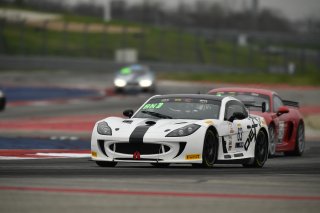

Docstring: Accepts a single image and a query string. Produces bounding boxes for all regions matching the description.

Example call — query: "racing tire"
[242,130,268,168]
[268,125,276,157]
[114,87,123,94]
[193,129,218,168]
[95,161,117,167]
[284,122,305,156]
[150,163,170,168]
[0,97,6,111]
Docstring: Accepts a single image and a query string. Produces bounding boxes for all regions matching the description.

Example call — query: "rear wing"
[243,101,266,113]
[283,100,299,108]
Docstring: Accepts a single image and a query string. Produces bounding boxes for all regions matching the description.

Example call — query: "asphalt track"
[0,70,320,213]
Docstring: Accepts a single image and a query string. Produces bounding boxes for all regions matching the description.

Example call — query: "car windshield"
[118,66,149,76]
[134,97,221,120]
[214,91,270,112]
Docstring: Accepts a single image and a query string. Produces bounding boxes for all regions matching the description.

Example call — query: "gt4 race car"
[208,88,305,157]
[91,94,269,168]
[113,64,156,93]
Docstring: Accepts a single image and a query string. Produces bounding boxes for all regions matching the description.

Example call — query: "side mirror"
[123,109,134,118]
[262,102,266,113]
[277,106,289,116]
[228,112,246,122]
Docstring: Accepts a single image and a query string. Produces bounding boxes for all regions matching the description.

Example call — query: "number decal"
[237,127,243,141]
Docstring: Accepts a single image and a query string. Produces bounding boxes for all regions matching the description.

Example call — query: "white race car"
[91,94,269,168]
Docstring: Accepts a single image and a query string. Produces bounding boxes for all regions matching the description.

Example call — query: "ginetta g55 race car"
[208,88,305,157]
[91,94,269,168]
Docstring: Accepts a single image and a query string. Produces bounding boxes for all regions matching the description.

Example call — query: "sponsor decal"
[200,99,208,104]
[235,142,244,148]
[120,67,131,75]
[228,140,232,151]
[278,121,285,142]
[244,128,256,151]
[237,127,243,141]
[185,154,201,160]
[224,154,231,159]
[143,103,164,109]
[228,123,235,134]
[204,120,214,125]
[91,151,97,157]
[133,151,141,160]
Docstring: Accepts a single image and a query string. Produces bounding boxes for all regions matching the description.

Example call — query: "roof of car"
[152,94,225,101]
[208,87,277,96]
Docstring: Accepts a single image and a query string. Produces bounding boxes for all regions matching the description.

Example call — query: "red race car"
[208,87,305,157]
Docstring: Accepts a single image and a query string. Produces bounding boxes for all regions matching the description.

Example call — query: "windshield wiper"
[141,110,172,119]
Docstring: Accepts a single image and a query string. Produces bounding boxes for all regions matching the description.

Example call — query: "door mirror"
[123,109,134,118]
[228,112,246,122]
[277,106,289,116]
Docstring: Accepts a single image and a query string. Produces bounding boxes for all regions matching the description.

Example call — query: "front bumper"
[91,128,206,164]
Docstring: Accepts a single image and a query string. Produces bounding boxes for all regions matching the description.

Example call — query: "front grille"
[127,82,139,86]
[110,143,170,155]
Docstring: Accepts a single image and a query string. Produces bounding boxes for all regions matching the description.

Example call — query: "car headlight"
[114,79,127,87]
[166,124,200,137]
[139,79,152,87]
[97,122,112,135]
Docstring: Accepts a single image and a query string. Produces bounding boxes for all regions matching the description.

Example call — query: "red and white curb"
[0,149,90,160]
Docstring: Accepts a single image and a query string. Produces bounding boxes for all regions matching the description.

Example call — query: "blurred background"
[1,0,320,157]
[0,0,319,83]
[1,1,320,213]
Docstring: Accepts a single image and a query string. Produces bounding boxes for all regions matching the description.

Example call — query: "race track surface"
[0,70,320,213]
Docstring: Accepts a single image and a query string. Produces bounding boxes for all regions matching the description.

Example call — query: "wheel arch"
[207,125,219,137]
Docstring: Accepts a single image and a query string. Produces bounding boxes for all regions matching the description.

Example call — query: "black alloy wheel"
[243,130,268,168]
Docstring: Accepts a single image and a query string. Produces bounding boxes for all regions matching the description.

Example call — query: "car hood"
[99,117,204,137]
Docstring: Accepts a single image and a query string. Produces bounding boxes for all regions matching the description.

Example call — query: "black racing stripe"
[222,137,228,154]
[129,125,151,143]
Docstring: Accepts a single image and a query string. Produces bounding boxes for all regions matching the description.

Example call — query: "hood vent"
[123,120,133,124]
[145,120,156,126]
[175,122,188,124]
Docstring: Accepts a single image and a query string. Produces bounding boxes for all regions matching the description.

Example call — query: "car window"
[273,95,283,112]
[134,97,221,120]
[213,91,270,112]
[224,100,248,121]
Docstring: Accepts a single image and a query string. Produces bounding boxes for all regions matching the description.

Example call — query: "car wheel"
[242,130,268,168]
[95,161,117,167]
[285,122,305,156]
[114,87,123,94]
[151,163,170,168]
[268,125,276,157]
[194,129,218,168]
[0,97,6,111]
